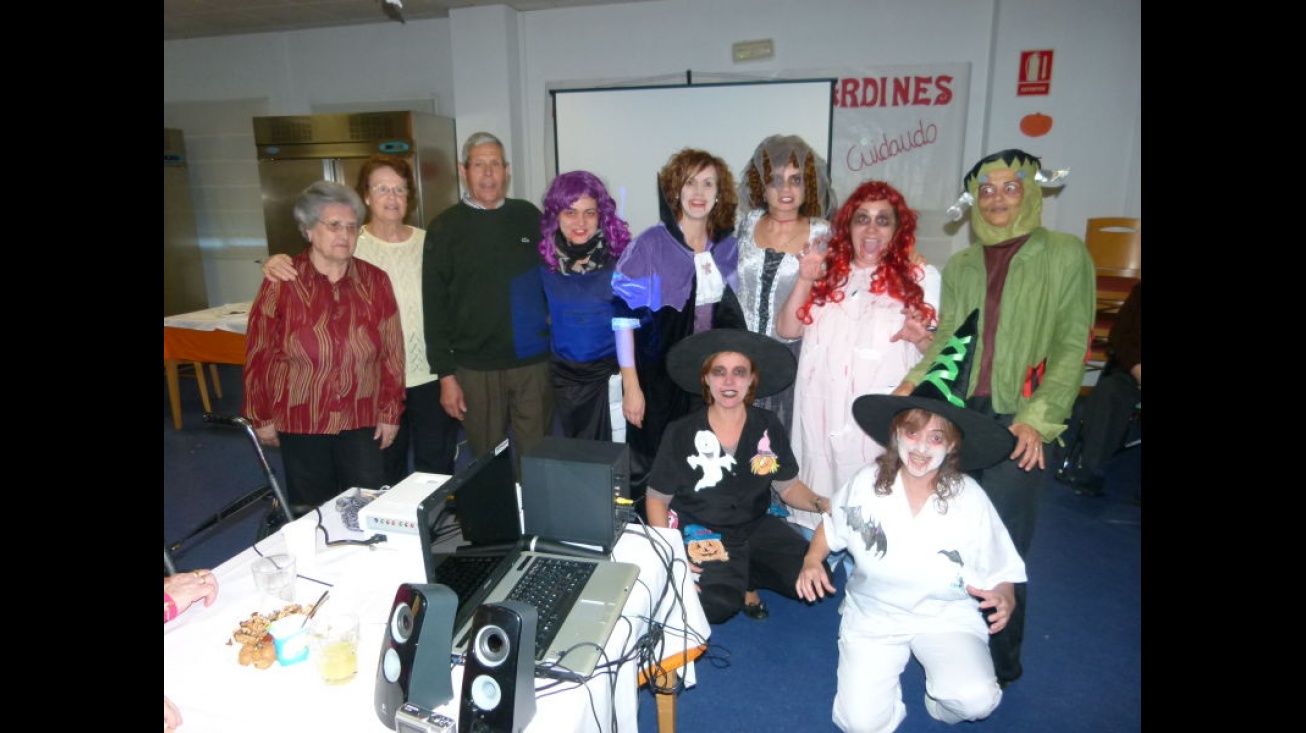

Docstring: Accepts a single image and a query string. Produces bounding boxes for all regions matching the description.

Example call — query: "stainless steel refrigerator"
[252,111,459,259]
[164,128,210,316]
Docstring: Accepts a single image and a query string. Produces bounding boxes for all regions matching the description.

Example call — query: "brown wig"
[872,409,964,510]
[354,154,416,225]
[658,148,738,242]
[797,180,935,326]
[698,351,760,406]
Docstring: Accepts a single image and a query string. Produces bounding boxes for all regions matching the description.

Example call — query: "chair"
[164,413,298,574]
[1082,217,1140,376]
[164,360,219,429]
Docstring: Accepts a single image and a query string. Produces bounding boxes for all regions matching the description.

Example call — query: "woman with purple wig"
[537,170,632,440]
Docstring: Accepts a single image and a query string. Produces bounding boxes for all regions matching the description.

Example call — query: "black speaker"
[458,601,537,733]
[521,437,629,552]
[374,583,458,729]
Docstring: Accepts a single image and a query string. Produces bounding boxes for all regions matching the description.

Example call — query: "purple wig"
[538,170,632,271]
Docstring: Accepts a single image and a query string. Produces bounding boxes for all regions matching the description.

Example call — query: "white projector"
[357,472,452,537]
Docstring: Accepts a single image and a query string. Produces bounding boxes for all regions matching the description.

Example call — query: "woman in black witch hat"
[795,311,1026,733]
[646,328,830,625]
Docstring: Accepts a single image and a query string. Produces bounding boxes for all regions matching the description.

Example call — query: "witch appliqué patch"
[749,429,780,475]
[686,430,735,490]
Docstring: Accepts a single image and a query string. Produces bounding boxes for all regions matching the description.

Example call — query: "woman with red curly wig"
[776,180,939,544]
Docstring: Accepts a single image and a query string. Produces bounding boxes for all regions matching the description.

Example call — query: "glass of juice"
[309,612,359,685]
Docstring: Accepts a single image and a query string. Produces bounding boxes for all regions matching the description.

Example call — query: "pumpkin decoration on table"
[1020,112,1053,137]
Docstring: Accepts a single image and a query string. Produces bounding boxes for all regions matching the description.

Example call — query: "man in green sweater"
[894,149,1095,687]
[422,132,552,478]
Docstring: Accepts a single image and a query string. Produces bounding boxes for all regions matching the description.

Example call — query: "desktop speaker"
[521,437,630,552]
[458,601,538,733]
[374,583,457,729]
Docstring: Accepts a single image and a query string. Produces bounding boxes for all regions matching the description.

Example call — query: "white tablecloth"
[164,301,252,334]
[163,509,708,733]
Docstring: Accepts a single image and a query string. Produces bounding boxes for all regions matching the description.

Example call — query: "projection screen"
[552,79,834,235]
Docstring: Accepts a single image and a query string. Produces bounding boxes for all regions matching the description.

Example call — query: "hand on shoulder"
[262,253,298,282]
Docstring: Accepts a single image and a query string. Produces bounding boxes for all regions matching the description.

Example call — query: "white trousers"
[832,620,1002,733]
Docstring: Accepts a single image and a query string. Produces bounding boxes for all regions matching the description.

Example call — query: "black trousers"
[696,515,825,624]
[382,379,460,486]
[280,427,386,507]
[965,396,1046,684]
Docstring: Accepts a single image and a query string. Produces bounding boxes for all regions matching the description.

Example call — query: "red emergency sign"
[1018,50,1054,96]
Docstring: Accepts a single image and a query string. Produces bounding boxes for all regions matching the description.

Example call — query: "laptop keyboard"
[505,556,596,661]
[434,554,502,606]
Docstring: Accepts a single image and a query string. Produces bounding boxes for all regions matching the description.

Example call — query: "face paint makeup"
[897,416,951,478]
[705,351,753,407]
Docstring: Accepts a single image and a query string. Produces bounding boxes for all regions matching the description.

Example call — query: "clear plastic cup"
[251,554,297,609]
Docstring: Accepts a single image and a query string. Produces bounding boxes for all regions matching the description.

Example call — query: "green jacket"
[905,227,1095,442]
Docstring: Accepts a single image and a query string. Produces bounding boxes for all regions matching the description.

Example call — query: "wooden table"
[164,302,251,429]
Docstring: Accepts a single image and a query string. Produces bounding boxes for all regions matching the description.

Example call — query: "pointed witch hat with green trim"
[852,309,1015,471]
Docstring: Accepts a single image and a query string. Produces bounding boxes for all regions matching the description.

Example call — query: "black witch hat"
[666,328,797,399]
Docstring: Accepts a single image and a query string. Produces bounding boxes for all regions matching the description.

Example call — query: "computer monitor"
[416,440,517,582]
[521,437,630,553]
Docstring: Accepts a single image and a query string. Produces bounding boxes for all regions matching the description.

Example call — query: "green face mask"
[965,156,1043,245]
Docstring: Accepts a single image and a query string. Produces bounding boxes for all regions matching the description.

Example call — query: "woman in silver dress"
[734,134,835,432]
[732,134,834,619]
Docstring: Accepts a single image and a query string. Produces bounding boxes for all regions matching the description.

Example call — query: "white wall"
[164,0,1140,306]
[986,0,1142,237]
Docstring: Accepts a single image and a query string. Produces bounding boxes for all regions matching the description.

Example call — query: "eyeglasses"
[769,174,804,189]
[318,220,360,235]
[370,184,408,197]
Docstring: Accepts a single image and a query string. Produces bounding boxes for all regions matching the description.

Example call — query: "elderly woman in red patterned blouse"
[243,180,406,507]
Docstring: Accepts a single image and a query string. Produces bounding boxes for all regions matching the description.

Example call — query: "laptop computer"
[415,440,640,682]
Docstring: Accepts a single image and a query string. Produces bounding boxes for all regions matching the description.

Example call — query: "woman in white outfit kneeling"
[796,310,1025,733]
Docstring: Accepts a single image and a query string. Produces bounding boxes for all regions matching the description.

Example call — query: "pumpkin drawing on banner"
[1020,112,1053,137]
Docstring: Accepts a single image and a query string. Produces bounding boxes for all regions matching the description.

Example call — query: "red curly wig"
[797,180,935,325]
